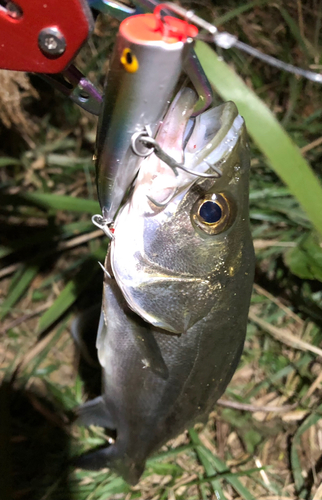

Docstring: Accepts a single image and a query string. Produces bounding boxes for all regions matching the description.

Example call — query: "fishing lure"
[94,5,214,229]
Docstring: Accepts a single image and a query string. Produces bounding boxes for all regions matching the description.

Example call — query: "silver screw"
[38,27,66,57]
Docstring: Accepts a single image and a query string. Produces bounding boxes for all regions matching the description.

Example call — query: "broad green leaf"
[195,42,322,237]
[148,461,180,475]
[284,232,322,281]
[244,429,262,454]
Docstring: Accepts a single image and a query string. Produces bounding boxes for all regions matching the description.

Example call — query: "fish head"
[110,88,254,334]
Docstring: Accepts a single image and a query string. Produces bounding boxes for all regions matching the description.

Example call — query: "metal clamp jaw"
[0,0,94,73]
[0,0,104,114]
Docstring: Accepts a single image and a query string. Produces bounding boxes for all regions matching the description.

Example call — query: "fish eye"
[120,48,139,73]
[192,193,235,235]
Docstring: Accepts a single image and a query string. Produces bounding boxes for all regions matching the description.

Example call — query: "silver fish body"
[77,89,255,484]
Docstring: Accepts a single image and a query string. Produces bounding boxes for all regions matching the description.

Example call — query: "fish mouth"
[135,101,244,211]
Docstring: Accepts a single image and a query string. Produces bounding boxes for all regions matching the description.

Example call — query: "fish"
[76,87,255,485]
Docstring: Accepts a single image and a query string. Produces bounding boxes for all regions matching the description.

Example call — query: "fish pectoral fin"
[71,304,101,368]
[133,327,169,380]
[73,445,114,471]
[75,396,115,429]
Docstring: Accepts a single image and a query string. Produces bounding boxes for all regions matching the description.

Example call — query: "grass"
[1,0,322,499]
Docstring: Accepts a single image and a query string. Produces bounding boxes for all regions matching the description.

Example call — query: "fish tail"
[72,445,115,471]
[73,444,145,485]
[121,460,145,485]
[75,396,115,429]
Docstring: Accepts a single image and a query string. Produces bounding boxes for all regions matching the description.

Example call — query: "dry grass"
[0,71,39,145]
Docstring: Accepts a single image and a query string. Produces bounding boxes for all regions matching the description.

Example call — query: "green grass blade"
[148,444,195,463]
[23,320,69,380]
[290,404,322,497]
[278,7,313,58]
[189,429,227,499]
[0,264,39,320]
[0,157,20,167]
[189,429,255,500]
[38,259,100,333]
[21,192,99,214]
[215,0,272,26]
[96,477,129,499]
[46,154,92,169]
[195,42,322,236]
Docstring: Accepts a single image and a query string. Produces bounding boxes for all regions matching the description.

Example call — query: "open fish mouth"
[126,99,244,223]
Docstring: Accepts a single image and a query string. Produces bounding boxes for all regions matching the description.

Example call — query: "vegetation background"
[0,0,322,499]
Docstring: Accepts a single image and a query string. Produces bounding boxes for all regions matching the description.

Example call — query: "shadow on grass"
[73,302,102,399]
[0,381,72,500]
[0,191,73,270]
[0,274,106,500]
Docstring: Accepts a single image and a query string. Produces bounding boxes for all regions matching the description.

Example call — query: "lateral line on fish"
[123,276,205,284]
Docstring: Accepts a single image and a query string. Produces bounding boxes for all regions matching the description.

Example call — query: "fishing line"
[197,32,322,84]
[158,2,322,85]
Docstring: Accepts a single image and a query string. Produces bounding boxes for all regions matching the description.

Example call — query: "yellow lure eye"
[120,48,139,73]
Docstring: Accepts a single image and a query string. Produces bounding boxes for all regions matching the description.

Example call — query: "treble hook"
[131,132,222,179]
[146,186,179,208]
[92,214,115,240]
